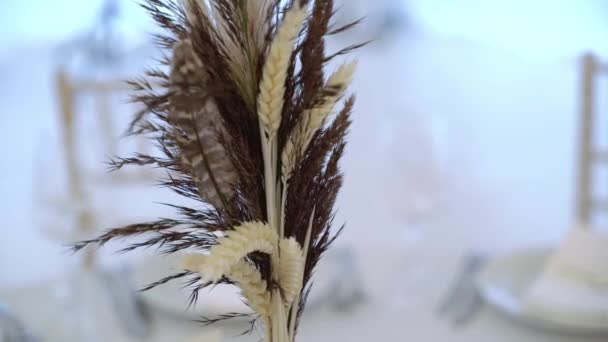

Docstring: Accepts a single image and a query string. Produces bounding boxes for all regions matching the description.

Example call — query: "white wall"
[336,32,579,254]
[0,0,602,286]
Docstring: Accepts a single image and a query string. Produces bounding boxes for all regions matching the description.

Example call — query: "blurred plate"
[133,255,250,319]
[476,247,608,336]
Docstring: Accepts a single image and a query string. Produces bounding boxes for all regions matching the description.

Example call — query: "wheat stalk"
[271,288,289,342]
[257,6,309,341]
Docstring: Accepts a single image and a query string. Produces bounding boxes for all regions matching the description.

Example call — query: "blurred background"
[1,0,608,341]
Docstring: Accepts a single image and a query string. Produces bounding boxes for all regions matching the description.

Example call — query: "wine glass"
[381,110,448,313]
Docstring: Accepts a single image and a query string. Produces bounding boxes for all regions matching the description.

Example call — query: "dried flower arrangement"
[73,0,364,341]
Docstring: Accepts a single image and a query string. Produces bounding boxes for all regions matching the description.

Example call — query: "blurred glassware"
[0,304,37,342]
[56,0,150,77]
[326,248,367,311]
[304,248,366,312]
[333,0,411,42]
[64,267,151,341]
[373,0,411,39]
[381,110,449,314]
[98,266,151,338]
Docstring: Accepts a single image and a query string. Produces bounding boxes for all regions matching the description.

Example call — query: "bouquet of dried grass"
[74,0,363,341]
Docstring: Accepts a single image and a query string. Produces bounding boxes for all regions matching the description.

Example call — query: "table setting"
[2,1,608,341]
[2,219,608,341]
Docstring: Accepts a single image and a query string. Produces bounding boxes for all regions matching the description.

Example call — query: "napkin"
[523,227,608,327]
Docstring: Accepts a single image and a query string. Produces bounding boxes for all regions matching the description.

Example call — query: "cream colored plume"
[281,61,358,179]
[247,0,272,49]
[181,222,278,282]
[307,61,358,133]
[182,0,208,28]
[229,260,272,317]
[257,3,308,135]
[278,238,304,305]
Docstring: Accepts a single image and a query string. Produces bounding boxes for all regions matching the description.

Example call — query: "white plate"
[477,247,608,336]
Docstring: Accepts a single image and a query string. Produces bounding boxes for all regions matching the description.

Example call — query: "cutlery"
[436,252,487,327]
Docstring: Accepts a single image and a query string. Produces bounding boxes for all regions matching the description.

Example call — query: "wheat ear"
[278,237,304,305]
[288,207,315,341]
[281,61,358,181]
[257,3,307,136]
[181,222,277,282]
[307,61,358,133]
[229,260,272,317]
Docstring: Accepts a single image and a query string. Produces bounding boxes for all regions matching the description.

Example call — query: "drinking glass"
[381,111,448,313]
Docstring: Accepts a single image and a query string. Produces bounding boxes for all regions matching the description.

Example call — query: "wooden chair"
[55,69,96,268]
[52,68,149,268]
[576,53,608,227]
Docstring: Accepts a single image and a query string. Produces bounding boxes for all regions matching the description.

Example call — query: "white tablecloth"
[2,244,605,342]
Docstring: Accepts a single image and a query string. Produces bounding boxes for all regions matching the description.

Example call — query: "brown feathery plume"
[169,38,238,210]
[73,1,364,341]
